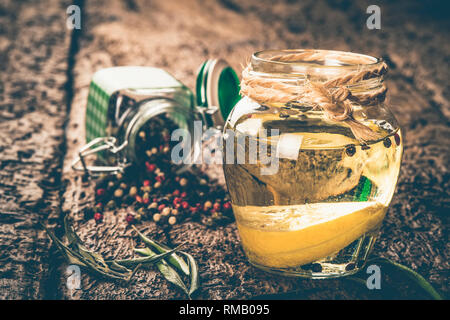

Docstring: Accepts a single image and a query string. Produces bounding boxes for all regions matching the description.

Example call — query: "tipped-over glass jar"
[72,61,240,176]
[223,49,403,278]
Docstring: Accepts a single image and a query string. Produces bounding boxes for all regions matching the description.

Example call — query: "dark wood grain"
[0,0,448,299]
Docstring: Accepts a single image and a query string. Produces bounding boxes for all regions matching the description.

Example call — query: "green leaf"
[367,257,443,300]
[157,259,190,297]
[132,226,190,275]
[180,251,200,296]
[110,247,180,268]
[42,224,87,267]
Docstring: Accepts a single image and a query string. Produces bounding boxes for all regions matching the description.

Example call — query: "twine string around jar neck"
[240,50,389,142]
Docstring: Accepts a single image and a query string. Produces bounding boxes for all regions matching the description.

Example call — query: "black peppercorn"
[311,263,322,272]
[345,263,356,271]
[345,144,356,157]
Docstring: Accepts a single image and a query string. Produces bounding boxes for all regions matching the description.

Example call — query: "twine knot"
[240,52,389,142]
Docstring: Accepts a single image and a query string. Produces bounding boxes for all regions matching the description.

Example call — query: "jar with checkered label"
[72,61,240,176]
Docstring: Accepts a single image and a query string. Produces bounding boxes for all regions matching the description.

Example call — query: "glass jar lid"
[196,59,241,124]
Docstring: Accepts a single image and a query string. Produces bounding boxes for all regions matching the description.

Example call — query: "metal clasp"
[71,137,129,177]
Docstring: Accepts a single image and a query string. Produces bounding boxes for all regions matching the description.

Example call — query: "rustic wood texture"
[0,0,72,299]
[0,0,448,299]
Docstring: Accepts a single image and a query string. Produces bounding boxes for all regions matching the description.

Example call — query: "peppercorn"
[213,202,221,211]
[181,192,187,198]
[94,212,103,223]
[173,190,180,196]
[129,186,138,197]
[106,200,116,209]
[125,213,135,224]
[143,180,151,187]
[394,133,401,146]
[161,207,171,216]
[151,147,158,154]
[116,173,123,180]
[171,209,179,215]
[153,213,161,222]
[311,263,322,272]
[119,182,127,189]
[168,216,176,225]
[155,175,165,183]
[204,201,213,211]
[223,201,231,210]
[345,144,356,157]
[145,162,156,172]
[179,178,188,187]
[173,197,182,206]
[139,131,146,139]
[181,201,189,209]
[345,263,356,271]
[114,188,123,198]
[96,188,106,197]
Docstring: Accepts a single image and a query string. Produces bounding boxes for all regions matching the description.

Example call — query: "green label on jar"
[86,80,110,142]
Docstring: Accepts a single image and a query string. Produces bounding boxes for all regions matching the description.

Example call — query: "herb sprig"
[43,216,200,298]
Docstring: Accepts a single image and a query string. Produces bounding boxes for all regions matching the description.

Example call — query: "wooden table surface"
[0,0,448,299]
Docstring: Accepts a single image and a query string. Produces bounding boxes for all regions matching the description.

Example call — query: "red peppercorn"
[153,198,158,203]
[174,203,181,209]
[173,197,181,206]
[223,202,232,210]
[143,198,150,205]
[145,162,156,172]
[181,192,187,198]
[135,195,143,203]
[158,204,166,211]
[190,207,198,213]
[181,201,189,209]
[213,202,221,211]
[394,133,401,146]
[143,179,151,187]
[175,177,180,182]
[173,190,180,196]
[125,213,135,224]
[96,188,106,196]
[155,175,165,183]
[94,212,103,222]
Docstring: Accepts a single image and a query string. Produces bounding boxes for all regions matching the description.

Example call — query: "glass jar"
[223,49,403,278]
[72,61,240,176]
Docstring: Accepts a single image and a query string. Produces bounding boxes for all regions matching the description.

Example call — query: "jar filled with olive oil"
[223,49,403,278]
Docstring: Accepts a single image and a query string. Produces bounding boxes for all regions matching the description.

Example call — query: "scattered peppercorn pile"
[84,115,233,228]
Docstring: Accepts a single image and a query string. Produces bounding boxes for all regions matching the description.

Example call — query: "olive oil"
[223,103,403,277]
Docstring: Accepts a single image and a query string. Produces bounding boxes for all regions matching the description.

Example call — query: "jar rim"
[251,49,383,77]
